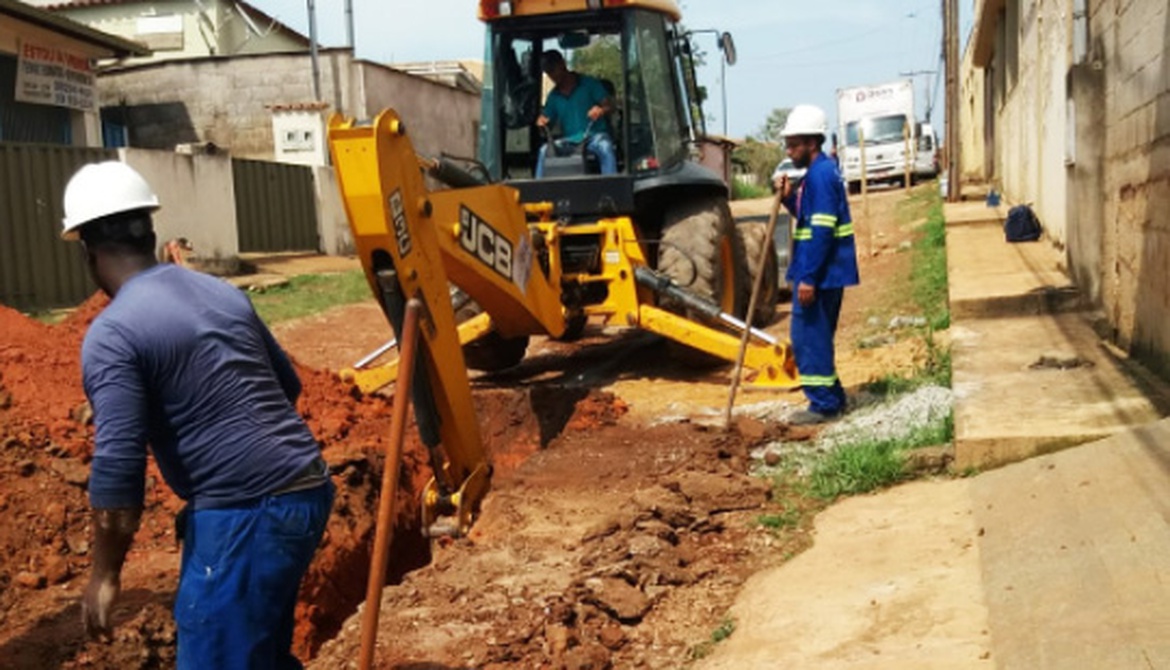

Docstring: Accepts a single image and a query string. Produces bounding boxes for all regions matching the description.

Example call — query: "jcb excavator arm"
[329,109,799,535]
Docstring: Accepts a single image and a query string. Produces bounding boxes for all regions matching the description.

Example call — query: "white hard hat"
[61,161,160,240]
[781,105,829,138]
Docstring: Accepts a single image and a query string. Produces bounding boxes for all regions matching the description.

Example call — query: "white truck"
[836,79,936,193]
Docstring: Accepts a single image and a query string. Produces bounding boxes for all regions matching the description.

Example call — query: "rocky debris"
[43,552,72,584]
[859,333,898,349]
[50,459,90,488]
[583,577,651,623]
[14,571,46,589]
[16,459,36,477]
[629,487,693,529]
[63,603,177,670]
[669,471,770,513]
[888,315,928,329]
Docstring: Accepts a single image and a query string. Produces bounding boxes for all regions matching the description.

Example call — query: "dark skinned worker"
[535,49,617,177]
[773,105,860,425]
[62,161,332,669]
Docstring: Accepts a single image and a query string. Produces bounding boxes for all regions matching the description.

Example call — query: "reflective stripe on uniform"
[835,224,855,238]
[799,373,839,387]
[793,228,813,241]
[810,214,837,227]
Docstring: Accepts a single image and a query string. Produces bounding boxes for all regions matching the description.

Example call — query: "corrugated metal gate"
[232,158,319,253]
[0,143,115,311]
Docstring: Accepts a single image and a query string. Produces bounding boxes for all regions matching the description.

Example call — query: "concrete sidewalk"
[697,199,1170,669]
[699,418,1170,669]
[942,201,1166,468]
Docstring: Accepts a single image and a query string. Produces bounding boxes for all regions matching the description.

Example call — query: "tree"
[732,138,784,187]
[758,107,793,145]
[571,36,623,98]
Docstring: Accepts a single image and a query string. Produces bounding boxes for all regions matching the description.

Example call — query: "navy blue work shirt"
[82,264,321,510]
[784,152,861,289]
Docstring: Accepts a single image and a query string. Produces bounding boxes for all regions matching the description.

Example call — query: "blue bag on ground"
[1005,204,1042,242]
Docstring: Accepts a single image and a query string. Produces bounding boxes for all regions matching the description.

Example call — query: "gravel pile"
[751,385,954,476]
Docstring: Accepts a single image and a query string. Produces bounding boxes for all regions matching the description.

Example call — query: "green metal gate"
[0,143,115,311]
[232,158,319,253]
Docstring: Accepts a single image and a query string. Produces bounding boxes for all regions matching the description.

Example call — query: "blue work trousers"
[791,287,847,415]
[535,133,617,177]
[175,481,334,670]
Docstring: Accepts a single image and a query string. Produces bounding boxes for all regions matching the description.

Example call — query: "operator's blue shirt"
[82,264,321,510]
[542,74,613,143]
[784,153,860,288]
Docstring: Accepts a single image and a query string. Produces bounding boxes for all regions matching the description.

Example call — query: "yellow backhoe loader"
[327,0,797,537]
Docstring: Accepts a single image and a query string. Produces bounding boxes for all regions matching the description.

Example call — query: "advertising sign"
[14,40,96,111]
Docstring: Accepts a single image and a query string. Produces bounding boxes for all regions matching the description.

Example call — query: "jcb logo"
[388,190,411,257]
[459,206,512,280]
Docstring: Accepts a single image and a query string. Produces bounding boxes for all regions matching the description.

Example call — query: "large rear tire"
[656,197,748,364]
[737,221,780,328]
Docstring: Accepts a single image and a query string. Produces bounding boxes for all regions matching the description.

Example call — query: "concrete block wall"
[994,0,1068,245]
[359,63,481,160]
[119,148,240,273]
[98,50,353,158]
[1089,0,1170,377]
[971,0,1170,379]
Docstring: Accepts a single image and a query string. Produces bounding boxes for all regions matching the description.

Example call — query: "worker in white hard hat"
[63,161,332,668]
[773,105,860,425]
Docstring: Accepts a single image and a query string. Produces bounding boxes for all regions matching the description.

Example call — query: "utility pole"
[307,0,321,101]
[345,0,355,50]
[944,0,960,202]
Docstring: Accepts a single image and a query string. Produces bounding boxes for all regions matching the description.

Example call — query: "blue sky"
[248,0,974,139]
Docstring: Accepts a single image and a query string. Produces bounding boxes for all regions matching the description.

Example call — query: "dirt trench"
[0,297,641,668]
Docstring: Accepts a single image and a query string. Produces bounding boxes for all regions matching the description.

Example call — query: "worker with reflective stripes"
[775,105,860,425]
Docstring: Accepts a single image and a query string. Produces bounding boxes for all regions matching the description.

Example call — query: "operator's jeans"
[535,133,618,177]
[174,481,334,670]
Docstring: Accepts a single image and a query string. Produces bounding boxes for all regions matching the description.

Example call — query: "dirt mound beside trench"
[311,418,814,670]
[0,295,615,668]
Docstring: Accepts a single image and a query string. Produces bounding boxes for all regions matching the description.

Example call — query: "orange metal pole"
[358,298,423,670]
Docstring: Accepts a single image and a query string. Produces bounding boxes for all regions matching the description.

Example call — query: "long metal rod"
[725,191,783,428]
[354,337,397,369]
[307,0,321,101]
[717,312,778,346]
[358,299,422,670]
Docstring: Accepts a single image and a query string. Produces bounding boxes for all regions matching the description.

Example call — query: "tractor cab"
[476,0,732,221]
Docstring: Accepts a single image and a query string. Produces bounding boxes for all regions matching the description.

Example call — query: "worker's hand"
[774,174,792,200]
[587,105,606,121]
[536,114,549,128]
[81,573,120,641]
[797,282,816,307]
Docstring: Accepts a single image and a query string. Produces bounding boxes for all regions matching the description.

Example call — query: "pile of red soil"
[0,292,602,665]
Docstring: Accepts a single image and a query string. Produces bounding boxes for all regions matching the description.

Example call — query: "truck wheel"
[736,221,779,327]
[657,197,748,364]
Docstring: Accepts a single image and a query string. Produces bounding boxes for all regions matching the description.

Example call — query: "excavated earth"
[0,190,920,668]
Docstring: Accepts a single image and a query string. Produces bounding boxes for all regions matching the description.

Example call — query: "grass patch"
[756,506,803,531]
[911,197,950,331]
[732,180,771,200]
[247,270,372,325]
[688,617,737,661]
[809,412,954,500]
